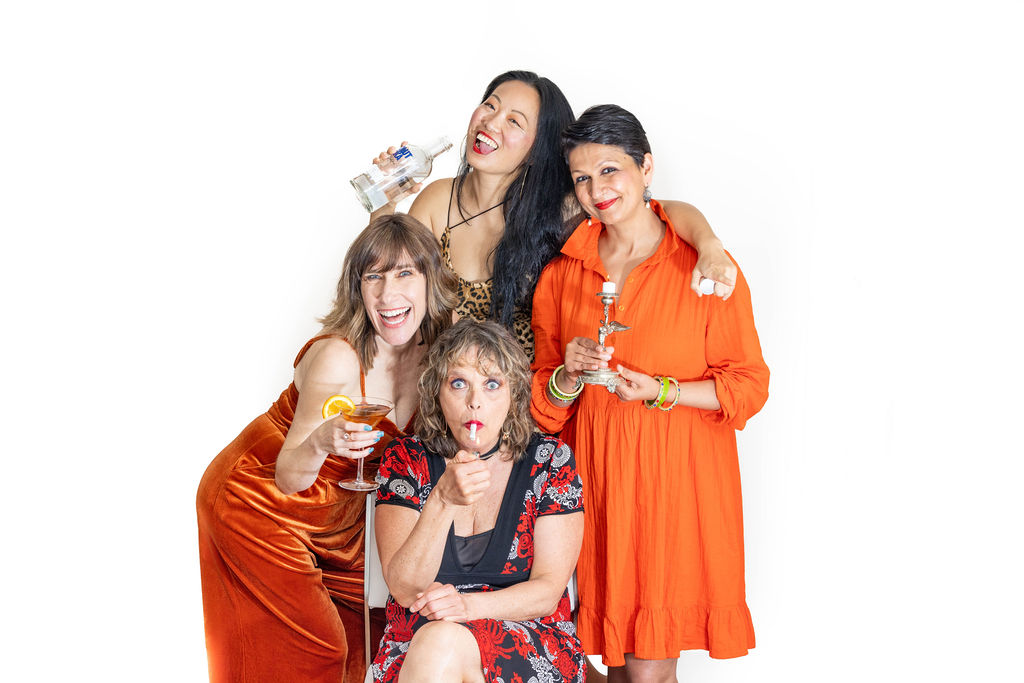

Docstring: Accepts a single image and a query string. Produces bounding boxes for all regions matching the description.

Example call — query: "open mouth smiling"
[378,307,411,328]
[473,132,498,155]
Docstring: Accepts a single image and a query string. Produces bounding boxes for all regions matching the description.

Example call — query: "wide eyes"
[447,377,503,391]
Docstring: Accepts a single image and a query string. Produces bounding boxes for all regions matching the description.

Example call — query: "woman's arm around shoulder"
[660,199,738,300]
[274,337,381,494]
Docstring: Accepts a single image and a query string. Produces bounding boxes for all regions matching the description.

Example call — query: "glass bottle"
[350,137,453,212]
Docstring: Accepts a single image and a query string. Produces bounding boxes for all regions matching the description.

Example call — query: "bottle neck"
[424,136,452,160]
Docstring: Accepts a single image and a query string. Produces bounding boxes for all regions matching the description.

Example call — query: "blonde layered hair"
[319,214,457,369]
[416,319,535,461]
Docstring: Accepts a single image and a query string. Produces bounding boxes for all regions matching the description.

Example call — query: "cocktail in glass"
[338,396,394,491]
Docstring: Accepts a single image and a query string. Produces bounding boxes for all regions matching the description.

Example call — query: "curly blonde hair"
[415,319,535,461]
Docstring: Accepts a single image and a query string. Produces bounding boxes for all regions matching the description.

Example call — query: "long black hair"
[454,70,575,327]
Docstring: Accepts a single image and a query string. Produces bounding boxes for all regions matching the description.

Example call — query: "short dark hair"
[415,319,535,461]
[319,214,458,369]
[562,104,651,167]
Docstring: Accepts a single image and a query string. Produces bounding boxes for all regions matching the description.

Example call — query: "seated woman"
[372,319,585,682]
[196,214,457,683]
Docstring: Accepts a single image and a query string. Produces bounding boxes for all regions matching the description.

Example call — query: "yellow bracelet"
[658,377,680,411]
[549,364,584,402]
[644,376,670,409]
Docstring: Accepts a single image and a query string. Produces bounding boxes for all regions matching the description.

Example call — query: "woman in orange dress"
[530,105,770,681]
[196,214,457,682]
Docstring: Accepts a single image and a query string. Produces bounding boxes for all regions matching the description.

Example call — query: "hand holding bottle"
[351,137,452,213]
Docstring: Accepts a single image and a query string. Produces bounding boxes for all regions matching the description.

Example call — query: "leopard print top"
[442,203,535,361]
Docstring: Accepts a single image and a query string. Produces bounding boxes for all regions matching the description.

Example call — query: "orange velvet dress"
[196,335,405,682]
[530,201,770,664]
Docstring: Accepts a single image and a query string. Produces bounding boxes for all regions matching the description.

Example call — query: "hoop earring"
[643,186,652,208]
[518,165,531,200]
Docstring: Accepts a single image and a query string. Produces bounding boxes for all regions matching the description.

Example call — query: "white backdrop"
[3,1,1022,681]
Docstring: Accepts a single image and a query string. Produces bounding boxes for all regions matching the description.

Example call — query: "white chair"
[361,493,581,682]
[363,493,389,682]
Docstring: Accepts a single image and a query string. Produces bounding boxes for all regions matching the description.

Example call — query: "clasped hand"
[409,581,472,622]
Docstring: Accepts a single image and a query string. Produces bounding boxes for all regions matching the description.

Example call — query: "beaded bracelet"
[658,377,680,411]
[548,364,584,402]
[644,376,671,409]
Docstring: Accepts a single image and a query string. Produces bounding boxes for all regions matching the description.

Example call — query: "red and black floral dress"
[371,433,585,683]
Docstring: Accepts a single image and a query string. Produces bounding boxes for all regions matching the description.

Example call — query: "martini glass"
[338,396,394,491]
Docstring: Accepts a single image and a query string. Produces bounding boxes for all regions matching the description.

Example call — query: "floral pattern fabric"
[371,433,584,683]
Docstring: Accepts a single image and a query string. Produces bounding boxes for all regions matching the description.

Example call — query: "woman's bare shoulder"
[294,335,360,393]
[410,177,456,239]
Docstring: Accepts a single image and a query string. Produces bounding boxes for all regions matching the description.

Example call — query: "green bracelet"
[658,377,680,411]
[549,364,584,402]
[644,376,670,409]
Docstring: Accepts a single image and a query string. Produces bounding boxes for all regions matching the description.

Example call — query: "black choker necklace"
[475,436,503,461]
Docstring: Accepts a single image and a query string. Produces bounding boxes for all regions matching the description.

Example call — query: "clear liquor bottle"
[350,137,453,212]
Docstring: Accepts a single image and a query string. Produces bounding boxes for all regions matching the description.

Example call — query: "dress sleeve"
[536,439,584,517]
[699,256,770,430]
[375,437,430,511]
[530,261,578,434]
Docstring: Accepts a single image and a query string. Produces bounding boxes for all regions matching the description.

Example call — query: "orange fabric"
[197,335,404,682]
[530,201,770,664]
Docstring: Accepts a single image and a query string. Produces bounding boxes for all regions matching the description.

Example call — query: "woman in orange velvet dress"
[196,214,457,682]
[530,105,770,682]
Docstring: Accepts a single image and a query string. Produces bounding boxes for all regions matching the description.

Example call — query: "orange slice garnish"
[322,394,355,419]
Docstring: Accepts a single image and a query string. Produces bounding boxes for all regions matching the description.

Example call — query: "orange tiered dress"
[530,201,770,664]
[196,335,407,682]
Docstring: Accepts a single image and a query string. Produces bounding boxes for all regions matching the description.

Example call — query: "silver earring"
[643,186,652,208]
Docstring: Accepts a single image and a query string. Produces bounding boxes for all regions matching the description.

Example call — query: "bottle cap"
[425,136,453,158]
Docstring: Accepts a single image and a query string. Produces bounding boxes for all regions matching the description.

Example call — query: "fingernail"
[363,424,372,431]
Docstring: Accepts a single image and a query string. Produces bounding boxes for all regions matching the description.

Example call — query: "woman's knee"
[401,622,482,681]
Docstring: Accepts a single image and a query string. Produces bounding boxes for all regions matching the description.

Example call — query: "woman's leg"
[607,655,678,683]
[198,476,350,682]
[397,621,484,683]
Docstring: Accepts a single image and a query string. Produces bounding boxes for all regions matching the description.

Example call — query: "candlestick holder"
[581,285,631,392]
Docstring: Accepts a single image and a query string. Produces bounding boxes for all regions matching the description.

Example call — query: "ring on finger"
[343,432,350,441]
